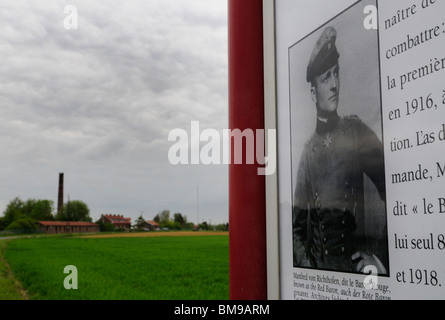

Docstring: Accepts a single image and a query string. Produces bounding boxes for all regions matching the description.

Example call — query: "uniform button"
[345,193,348,200]
[341,247,345,253]
[341,233,344,239]
[325,250,329,256]
[321,225,325,231]
[323,237,327,243]
[342,220,345,225]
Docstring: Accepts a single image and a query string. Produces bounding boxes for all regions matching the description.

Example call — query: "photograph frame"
[264,0,390,300]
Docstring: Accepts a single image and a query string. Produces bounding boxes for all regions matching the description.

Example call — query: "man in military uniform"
[293,26,388,275]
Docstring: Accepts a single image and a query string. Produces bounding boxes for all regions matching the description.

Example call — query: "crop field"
[2,232,229,300]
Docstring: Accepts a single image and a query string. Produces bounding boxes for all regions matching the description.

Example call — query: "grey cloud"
[0,0,228,224]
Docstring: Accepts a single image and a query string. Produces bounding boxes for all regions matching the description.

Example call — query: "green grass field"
[2,235,229,300]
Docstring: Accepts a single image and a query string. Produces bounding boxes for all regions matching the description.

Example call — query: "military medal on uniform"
[322,133,332,149]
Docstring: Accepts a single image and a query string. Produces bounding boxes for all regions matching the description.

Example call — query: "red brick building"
[98,214,132,231]
[37,221,99,234]
[145,220,160,231]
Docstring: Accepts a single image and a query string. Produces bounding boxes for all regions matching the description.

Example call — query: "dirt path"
[0,240,29,300]
[80,231,229,239]
[0,235,42,241]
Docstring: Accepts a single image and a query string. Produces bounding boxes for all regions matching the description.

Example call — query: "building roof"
[37,221,98,227]
[146,220,160,227]
[102,214,131,224]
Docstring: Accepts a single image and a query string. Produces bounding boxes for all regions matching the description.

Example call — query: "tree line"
[133,209,229,232]
[0,198,229,233]
[0,197,91,232]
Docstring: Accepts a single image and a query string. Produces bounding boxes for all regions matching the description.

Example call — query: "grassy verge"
[0,240,28,300]
[4,235,229,300]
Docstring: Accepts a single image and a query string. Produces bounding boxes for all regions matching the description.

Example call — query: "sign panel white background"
[274,0,445,300]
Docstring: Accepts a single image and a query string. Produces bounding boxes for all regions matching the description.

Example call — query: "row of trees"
[0,198,229,233]
[0,197,92,232]
[133,209,229,232]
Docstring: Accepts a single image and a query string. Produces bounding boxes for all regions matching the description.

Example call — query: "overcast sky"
[0,0,229,224]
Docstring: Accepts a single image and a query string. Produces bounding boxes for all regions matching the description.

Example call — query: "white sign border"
[263,0,280,300]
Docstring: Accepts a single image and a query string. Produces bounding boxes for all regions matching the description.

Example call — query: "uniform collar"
[316,112,339,135]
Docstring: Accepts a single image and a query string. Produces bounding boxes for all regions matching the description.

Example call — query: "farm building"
[37,221,99,234]
[144,220,160,231]
[98,214,132,231]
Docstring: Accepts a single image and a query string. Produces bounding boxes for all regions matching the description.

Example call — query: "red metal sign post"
[228,0,267,300]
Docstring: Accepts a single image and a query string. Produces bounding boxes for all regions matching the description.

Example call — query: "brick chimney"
[58,173,64,215]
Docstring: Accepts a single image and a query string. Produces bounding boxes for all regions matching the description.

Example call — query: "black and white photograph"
[289,0,389,275]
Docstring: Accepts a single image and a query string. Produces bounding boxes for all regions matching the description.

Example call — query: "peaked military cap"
[306,26,340,83]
